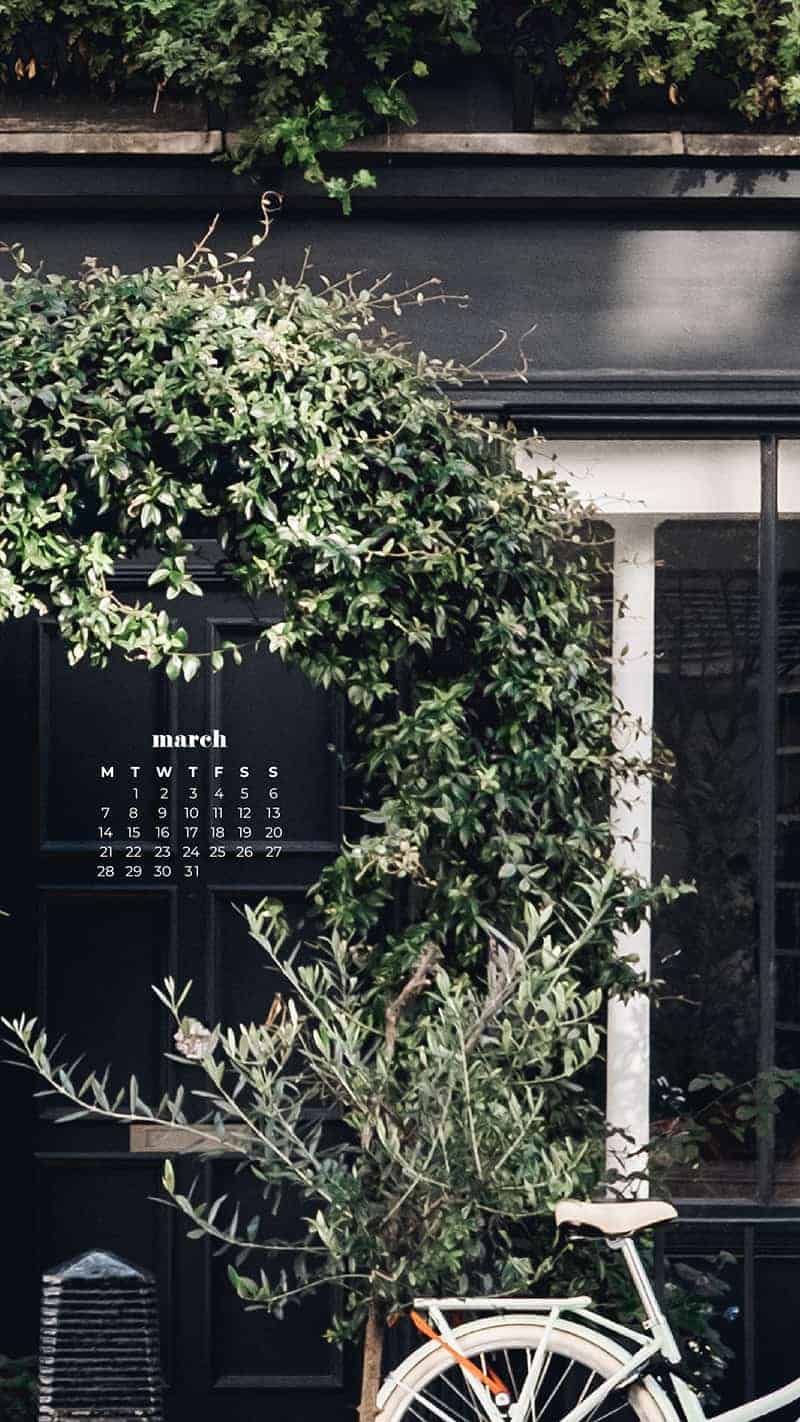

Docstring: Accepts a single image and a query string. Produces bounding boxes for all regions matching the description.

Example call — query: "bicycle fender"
[711,1373,800,1422]
[375,1312,682,1422]
[670,1373,707,1422]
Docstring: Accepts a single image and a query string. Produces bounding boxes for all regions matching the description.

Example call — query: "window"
[517,438,800,1203]
[515,437,800,1402]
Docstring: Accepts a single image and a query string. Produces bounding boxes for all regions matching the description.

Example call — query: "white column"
[516,437,760,1190]
[606,515,659,1196]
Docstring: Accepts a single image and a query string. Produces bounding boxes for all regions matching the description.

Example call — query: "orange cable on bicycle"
[408,1310,509,1399]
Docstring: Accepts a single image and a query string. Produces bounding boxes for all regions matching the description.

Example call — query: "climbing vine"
[0,205,670,969]
[1,3,799,205]
[0,209,730,1397]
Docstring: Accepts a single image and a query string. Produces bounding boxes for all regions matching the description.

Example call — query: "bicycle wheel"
[376,1316,677,1422]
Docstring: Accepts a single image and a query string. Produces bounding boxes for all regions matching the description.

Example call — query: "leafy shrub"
[0,1357,36,1422]
[0,215,695,1416]
[0,211,672,973]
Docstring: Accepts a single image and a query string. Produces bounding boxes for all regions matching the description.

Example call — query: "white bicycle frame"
[398,1236,800,1422]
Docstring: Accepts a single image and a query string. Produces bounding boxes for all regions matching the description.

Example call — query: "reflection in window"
[651,521,760,1187]
[775,523,800,1173]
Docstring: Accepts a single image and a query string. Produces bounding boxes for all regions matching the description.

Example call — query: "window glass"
[776,454,800,1184]
[651,520,760,1193]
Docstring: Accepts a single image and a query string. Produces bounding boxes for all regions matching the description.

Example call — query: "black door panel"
[0,563,353,1419]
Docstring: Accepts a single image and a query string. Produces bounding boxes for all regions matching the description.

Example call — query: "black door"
[1,547,358,1419]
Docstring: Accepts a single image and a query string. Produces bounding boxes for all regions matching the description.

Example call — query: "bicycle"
[375,1197,792,1422]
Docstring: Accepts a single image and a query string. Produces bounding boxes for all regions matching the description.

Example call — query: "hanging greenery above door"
[0,3,799,205]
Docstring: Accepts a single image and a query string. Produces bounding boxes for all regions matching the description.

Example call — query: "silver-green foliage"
[6,895,614,1330]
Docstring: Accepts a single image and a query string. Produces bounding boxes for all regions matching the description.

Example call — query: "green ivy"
[536,0,800,127]
[0,217,723,1396]
[0,215,681,974]
[1,3,800,205]
[0,1,481,208]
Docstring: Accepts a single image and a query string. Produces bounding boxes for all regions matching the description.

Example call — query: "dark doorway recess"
[0,548,357,1421]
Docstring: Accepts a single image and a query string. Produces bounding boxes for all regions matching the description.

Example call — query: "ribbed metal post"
[38,1249,163,1421]
[758,435,778,1205]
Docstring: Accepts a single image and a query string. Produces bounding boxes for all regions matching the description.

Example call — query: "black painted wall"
[2,205,800,378]
[3,144,800,1414]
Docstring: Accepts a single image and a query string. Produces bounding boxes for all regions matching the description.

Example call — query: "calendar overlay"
[94,729,283,882]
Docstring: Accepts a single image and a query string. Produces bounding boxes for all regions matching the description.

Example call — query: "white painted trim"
[518,439,761,518]
[517,439,766,1189]
[777,440,800,512]
[606,516,658,1192]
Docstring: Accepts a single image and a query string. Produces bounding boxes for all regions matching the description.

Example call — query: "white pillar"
[606,516,659,1195]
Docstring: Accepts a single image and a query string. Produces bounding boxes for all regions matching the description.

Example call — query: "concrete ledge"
[342,131,682,156]
[2,127,800,160]
[130,1123,235,1153]
[684,132,800,157]
[0,128,223,155]
[343,130,800,158]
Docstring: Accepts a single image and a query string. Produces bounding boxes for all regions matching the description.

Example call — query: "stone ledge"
[0,128,222,155]
[2,126,800,160]
[342,130,800,158]
[130,1123,236,1153]
[341,131,682,157]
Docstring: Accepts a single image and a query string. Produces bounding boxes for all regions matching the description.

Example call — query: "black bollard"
[38,1249,164,1421]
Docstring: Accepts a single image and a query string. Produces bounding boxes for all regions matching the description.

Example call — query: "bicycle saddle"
[554,1199,677,1238]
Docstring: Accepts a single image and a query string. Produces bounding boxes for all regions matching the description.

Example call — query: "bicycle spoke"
[514,1341,558,1422]
[383,1328,652,1422]
[577,1369,598,1406]
[592,1400,635,1422]
[538,1356,583,1417]
[531,1344,555,1412]
[402,1383,474,1422]
[406,1360,493,1422]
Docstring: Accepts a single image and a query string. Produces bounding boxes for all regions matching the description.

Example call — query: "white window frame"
[515,438,772,1194]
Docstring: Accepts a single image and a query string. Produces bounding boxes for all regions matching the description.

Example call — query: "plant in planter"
[0,212,693,1412]
[7,894,618,1422]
